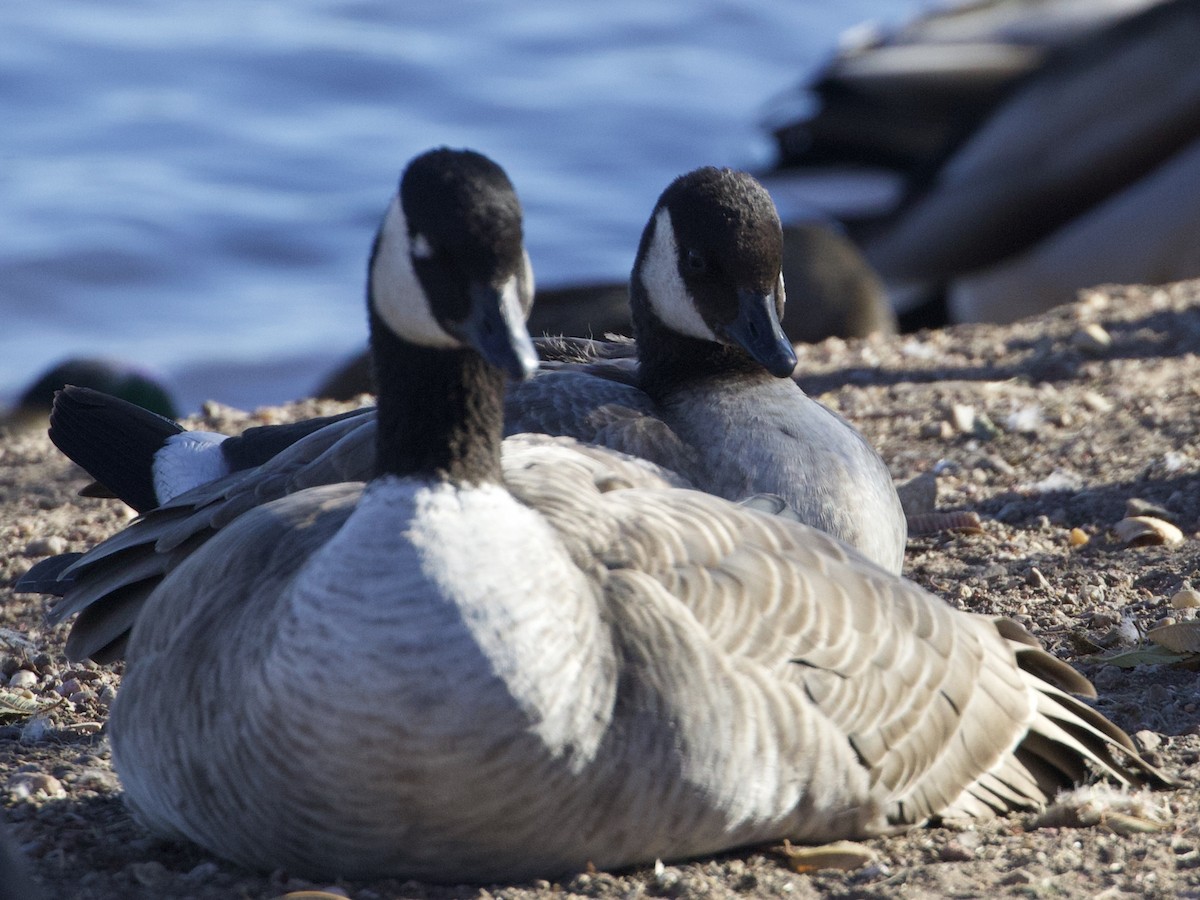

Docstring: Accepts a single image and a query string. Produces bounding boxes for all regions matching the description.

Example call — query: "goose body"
[47,168,906,573]
[769,0,1200,326]
[18,149,1169,882]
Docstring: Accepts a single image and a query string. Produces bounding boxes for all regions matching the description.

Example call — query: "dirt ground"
[2,280,1199,899]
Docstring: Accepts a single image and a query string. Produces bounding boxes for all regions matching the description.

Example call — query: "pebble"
[1171,589,1200,609]
[1026,567,1051,591]
[6,772,66,801]
[1144,683,1172,706]
[183,862,222,883]
[128,861,170,889]
[72,767,121,793]
[1081,391,1114,413]
[1093,666,1124,692]
[1126,498,1175,522]
[939,841,975,862]
[951,404,976,434]
[1134,730,1163,753]
[23,535,66,557]
[1071,322,1113,355]
[999,868,1034,886]
[7,669,38,689]
[1069,528,1090,547]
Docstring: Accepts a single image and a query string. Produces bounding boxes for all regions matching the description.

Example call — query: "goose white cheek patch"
[519,248,535,307]
[639,208,718,343]
[370,196,459,349]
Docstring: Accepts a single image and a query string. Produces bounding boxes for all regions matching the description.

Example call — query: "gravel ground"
[2,280,1199,899]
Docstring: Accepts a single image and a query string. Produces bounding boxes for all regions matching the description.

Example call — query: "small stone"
[73,768,120,793]
[1026,567,1051,591]
[7,670,38,690]
[1134,730,1162,753]
[1000,868,1034,886]
[939,841,974,862]
[1069,528,1090,547]
[1171,589,1200,609]
[1145,683,1172,706]
[1081,391,1114,413]
[183,862,221,883]
[1092,666,1124,692]
[7,772,66,801]
[951,404,976,434]
[1071,323,1112,355]
[1126,498,1175,522]
[1004,404,1043,435]
[22,535,66,557]
[128,861,170,889]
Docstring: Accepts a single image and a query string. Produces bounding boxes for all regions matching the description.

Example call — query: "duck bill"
[460,276,539,380]
[724,288,797,377]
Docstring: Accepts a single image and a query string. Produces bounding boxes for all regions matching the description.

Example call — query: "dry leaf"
[0,690,62,722]
[1088,645,1193,668]
[1147,620,1200,653]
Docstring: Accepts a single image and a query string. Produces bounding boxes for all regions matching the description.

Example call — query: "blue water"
[2,0,923,413]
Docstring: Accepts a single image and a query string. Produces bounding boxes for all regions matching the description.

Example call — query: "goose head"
[366,149,537,483]
[632,167,797,379]
[368,147,538,379]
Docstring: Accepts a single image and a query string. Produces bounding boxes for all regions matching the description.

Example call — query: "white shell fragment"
[1113,516,1183,547]
[778,840,878,873]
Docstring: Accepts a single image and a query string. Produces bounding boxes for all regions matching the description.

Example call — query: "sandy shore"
[2,280,1199,899]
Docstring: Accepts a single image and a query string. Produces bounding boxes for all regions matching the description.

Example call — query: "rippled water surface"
[3,0,921,412]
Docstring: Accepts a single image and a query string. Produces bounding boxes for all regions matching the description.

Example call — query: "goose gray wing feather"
[505,371,701,478]
[37,417,376,660]
[502,441,1170,826]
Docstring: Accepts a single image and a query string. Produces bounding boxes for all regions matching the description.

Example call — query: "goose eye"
[684,249,707,274]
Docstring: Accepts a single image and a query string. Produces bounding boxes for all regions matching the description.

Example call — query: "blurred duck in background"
[0,357,177,432]
[764,0,1200,328]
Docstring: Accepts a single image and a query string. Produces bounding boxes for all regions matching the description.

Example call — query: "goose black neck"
[629,278,768,395]
[370,307,505,485]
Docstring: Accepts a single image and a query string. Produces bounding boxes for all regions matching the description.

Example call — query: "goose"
[17,148,1171,882]
[503,166,906,573]
[42,167,907,574]
[766,0,1200,327]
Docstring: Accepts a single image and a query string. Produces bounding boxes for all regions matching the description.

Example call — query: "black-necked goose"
[45,167,907,574]
[18,149,1172,883]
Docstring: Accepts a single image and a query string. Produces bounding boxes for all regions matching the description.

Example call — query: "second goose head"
[631,167,798,383]
[367,148,538,483]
